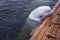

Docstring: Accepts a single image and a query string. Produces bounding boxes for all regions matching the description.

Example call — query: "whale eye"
[40,16,43,18]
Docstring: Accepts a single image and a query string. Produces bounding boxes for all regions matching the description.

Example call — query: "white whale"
[26,6,52,35]
[26,6,52,27]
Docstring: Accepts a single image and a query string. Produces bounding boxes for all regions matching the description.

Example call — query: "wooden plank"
[52,0,60,21]
[50,25,60,37]
[56,29,60,40]
[41,35,48,40]
[52,15,60,24]
[52,0,60,12]
[35,20,51,40]
[52,5,60,19]
[45,26,53,36]
[48,37,55,40]
[45,24,60,37]
[56,6,60,15]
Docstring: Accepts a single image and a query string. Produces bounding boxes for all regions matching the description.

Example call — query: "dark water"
[0,0,57,40]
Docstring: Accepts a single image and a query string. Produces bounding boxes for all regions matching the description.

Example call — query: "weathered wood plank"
[41,35,48,40]
[35,20,51,40]
[56,29,60,40]
[52,15,60,24]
